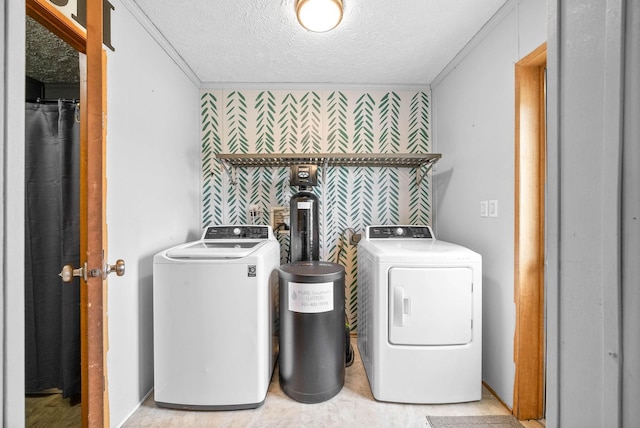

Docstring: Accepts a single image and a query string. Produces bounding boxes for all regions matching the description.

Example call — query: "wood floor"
[25,391,80,428]
[123,339,546,428]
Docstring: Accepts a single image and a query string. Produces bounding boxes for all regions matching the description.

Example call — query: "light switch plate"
[480,201,488,217]
[489,200,498,217]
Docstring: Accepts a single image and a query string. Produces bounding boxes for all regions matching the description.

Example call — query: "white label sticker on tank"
[288,281,334,313]
[297,201,312,209]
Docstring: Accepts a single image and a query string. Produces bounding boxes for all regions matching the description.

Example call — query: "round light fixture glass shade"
[296,0,343,32]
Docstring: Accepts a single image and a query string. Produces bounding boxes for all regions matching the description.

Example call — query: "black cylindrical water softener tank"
[289,190,320,262]
[278,261,345,403]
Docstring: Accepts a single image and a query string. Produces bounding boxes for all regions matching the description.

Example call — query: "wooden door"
[26,1,107,426]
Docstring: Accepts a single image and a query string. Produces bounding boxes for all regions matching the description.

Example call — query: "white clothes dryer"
[357,225,482,404]
[153,225,280,410]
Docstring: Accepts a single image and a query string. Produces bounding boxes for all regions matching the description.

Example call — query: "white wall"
[105,1,201,426]
[622,3,640,425]
[546,0,640,426]
[431,0,545,408]
[1,1,26,426]
[1,6,5,421]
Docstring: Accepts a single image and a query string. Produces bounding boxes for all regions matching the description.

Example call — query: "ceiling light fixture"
[296,0,343,33]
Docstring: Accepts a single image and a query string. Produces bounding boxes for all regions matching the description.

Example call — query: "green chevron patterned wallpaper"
[201,89,432,330]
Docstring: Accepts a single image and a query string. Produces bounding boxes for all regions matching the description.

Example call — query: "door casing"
[513,42,547,421]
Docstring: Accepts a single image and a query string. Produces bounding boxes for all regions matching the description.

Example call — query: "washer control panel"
[367,225,433,239]
[202,225,270,240]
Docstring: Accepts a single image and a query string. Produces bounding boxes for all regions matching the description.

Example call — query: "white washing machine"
[357,225,482,404]
[153,225,280,410]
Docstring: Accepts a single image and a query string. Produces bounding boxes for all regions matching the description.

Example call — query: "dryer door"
[388,267,473,346]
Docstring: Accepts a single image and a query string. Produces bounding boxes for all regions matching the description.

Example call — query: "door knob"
[59,262,88,283]
[105,259,125,277]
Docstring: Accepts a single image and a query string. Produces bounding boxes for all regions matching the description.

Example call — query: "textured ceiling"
[25,0,508,87]
[133,0,508,86]
[25,15,79,85]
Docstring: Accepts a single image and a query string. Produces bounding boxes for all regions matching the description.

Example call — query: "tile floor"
[123,339,545,428]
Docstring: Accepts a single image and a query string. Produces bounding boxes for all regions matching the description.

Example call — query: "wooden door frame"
[26,1,107,426]
[513,43,547,420]
[86,1,108,426]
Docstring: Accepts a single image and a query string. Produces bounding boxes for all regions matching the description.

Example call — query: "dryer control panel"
[366,225,433,239]
[202,225,271,240]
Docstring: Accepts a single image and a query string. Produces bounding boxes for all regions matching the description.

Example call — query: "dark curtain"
[25,100,81,398]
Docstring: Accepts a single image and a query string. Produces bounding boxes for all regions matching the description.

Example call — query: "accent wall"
[200,89,432,329]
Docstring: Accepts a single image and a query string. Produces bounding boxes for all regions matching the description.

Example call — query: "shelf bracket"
[321,157,329,184]
[219,159,236,185]
[416,159,436,186]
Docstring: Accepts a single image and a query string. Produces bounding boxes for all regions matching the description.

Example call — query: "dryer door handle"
[392,286,411,327]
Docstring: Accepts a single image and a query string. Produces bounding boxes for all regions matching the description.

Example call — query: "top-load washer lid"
[166,240,268,259]
[166,225,274,259]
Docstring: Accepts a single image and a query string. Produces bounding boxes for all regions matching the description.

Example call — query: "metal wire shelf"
[214,152,441,185]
